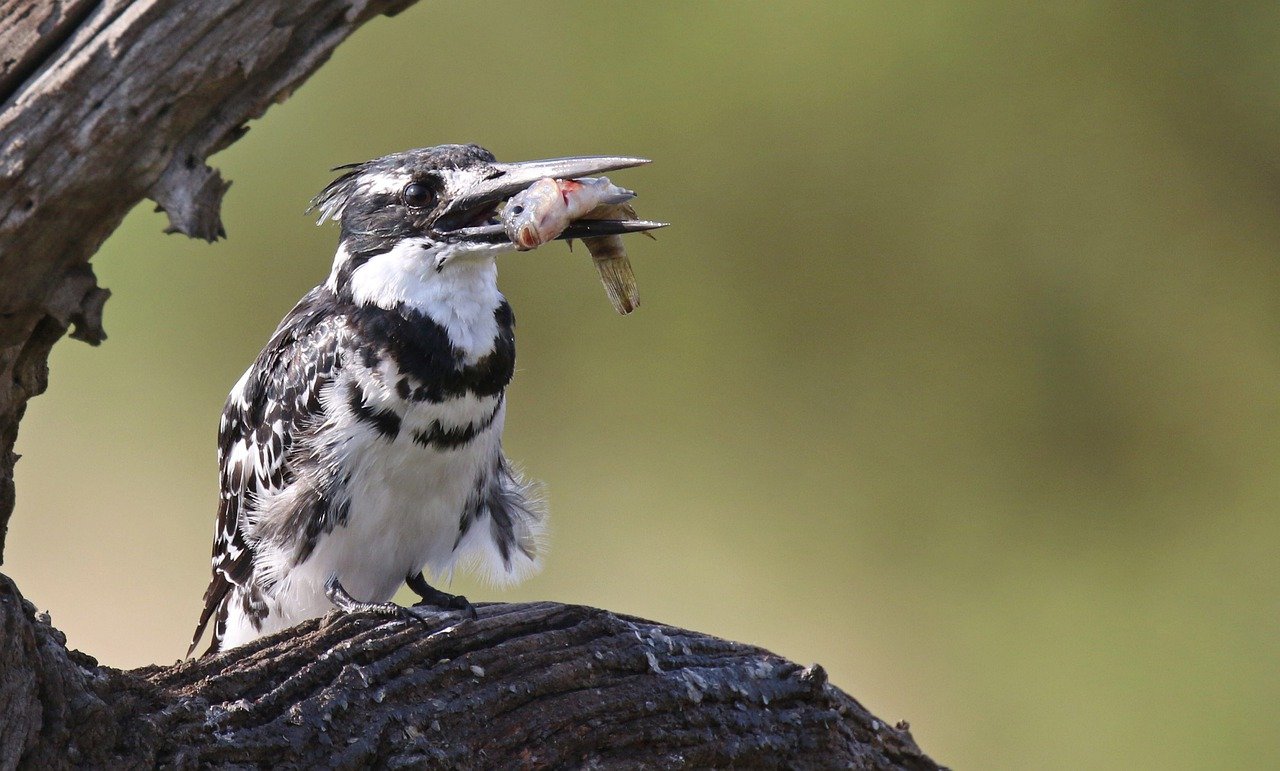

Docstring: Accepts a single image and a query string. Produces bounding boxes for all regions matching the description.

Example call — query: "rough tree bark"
[0,2,944,768]
[2,576,939,768]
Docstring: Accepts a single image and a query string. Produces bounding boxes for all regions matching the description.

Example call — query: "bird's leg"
[324,575,419,622]
[407,571,478,619]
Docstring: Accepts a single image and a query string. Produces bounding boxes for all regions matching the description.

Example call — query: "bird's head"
[311,144,655,310]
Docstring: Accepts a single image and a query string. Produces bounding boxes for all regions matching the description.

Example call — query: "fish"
[501,176,648,314]
[502,176,635,250]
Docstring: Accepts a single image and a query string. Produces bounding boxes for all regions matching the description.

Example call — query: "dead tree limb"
[0,2,944,767]
[2,576,939,768]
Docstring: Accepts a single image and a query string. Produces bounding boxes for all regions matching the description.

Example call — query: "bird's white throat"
[332,240,505,363]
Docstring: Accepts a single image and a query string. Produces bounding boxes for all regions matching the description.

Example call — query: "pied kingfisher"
[189,144,655,655]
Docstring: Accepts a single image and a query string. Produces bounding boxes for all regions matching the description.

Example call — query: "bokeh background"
[7,2,1279,768]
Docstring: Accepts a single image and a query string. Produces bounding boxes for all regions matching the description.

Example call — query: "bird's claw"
[324,575,430,627]
[406,572,478,620]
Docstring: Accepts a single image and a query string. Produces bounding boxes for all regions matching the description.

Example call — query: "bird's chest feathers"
[346,243,502,363]
[301,246,515,575]
[314,367,505,588]
[341,385,501,488]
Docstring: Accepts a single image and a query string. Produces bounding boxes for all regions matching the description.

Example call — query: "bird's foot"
[407,572,478,620]
[324,575,424,625]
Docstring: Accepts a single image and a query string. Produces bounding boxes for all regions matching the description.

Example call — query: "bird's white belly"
[267,389,504,627]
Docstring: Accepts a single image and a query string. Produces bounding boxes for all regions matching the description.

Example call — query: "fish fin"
[600,188,636,206]
[595,254,640,315]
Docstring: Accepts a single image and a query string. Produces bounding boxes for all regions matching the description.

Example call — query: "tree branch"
[1,575,940,768]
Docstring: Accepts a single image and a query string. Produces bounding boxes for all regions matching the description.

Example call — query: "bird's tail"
[187,572,232,658]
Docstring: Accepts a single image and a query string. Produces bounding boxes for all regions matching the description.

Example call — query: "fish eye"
[403,181,437,208]
[510,205,524,215]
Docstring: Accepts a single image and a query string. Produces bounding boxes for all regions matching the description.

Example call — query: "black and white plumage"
[190,145,656,655]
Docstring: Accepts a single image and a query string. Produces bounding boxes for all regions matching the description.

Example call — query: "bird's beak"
[433,155,668,243]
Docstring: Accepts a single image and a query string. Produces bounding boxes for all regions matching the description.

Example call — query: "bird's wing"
[189,289,343,656]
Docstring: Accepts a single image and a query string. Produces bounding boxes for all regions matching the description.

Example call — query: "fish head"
[502,178,569,250]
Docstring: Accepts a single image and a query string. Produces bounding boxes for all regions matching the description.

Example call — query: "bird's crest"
[308,162,367,224]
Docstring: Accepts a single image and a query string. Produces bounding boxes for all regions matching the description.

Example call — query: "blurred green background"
[7,2,1280,768]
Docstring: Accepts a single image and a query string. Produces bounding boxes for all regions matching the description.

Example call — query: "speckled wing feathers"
[189,289,342,656]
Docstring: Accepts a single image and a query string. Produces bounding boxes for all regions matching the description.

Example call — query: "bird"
[188,144,659,656]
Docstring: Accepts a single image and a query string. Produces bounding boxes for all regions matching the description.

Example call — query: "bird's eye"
[403,181,437,208]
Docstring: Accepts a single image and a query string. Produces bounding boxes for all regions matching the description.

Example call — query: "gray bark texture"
[2,576,941,768]
[0,2,946,768]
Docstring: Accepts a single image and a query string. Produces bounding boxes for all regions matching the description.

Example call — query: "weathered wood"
[1,575,940,768]
[0,0,99,99]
